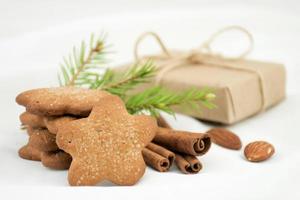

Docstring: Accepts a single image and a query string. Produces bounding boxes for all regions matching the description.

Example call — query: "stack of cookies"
[19,112,73,169]
[16,87,212,186]
[16,87,159,185]
[16,87,114,170]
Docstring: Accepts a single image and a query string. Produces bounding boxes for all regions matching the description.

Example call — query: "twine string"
[198,25,254,59]
[133,26,266,117]
[134,32,171,61]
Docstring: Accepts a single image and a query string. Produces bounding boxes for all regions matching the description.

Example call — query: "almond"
[244,141,275,162]
[206,128,242,150]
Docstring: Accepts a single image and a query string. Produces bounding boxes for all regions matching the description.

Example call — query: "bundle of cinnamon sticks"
[143,116,211,174]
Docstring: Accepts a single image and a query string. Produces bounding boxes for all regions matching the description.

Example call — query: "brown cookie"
[41,151,72,170]
[20,112,45,128]
[44,116,77,134]
[18,144,43,161]
[21,112,77,135]
[29,128,58,152]
[26,126,35,136]
[56,95,157,186]
[16,87,110,116]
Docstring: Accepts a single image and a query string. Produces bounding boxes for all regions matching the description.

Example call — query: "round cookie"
[16,87,111,116]
[41,151,72,170]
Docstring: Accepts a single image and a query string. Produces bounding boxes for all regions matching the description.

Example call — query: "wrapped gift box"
[118,52,286,124]
[117,29,286,124]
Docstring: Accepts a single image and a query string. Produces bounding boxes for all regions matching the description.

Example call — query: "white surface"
[0,1,300,199]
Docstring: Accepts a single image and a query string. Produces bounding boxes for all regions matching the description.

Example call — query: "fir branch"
[125,86,216,117]
[58,33,108,87]
[57,34,217,118]
[89,69,115,89]
[94,61,157,98]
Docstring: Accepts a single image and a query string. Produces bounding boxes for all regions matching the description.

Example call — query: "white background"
[0,0,299,199]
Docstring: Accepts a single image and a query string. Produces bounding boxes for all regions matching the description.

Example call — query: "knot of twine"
[134,26,266,117]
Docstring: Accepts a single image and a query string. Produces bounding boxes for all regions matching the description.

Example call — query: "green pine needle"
[58,33,108,87]
[125,86,216,117]
[92,60,157,98]
[57,34,216,118]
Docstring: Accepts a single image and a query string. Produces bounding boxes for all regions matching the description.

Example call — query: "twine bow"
[134,26,266,118]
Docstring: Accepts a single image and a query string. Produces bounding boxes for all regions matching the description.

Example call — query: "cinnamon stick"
[175,154,202,174]
[146,142,175,166]
[142,148,170,172]
[157,116,172,129]
[153,127,211,156]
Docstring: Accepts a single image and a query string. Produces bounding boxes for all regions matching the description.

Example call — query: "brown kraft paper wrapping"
[157,56,286,124]
[153,127,211,156]
[117,27,286,124]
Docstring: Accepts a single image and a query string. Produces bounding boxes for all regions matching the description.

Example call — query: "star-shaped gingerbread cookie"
[56,95,157,186]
